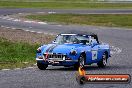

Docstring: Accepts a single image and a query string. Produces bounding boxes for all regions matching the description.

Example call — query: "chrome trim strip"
[36,58,44,61]
[44,53,66,55]
[36,58,78,62]
[48,60,78,62]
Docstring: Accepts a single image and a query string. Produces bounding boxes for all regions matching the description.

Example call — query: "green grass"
[0,0,97,2]
[0,37,39,69]
[0,1,132,9]
[26,14,132,28]
[0,0,131,3]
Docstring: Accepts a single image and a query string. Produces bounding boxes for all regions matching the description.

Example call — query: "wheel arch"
[103,51,108,59]
[80,51,86,61]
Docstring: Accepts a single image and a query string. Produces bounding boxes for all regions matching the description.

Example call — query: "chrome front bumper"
[36,58,78,63]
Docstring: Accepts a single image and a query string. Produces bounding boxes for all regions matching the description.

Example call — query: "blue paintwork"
[36,34,111,66]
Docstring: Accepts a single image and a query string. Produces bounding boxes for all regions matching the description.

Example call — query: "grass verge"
[0,37,39,70]
[0,0,97,2]
[0,1,132,9]
[26,14,132,28]
[0,28,55,69]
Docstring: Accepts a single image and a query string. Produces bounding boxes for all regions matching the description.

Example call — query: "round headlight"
[70,50,77,55]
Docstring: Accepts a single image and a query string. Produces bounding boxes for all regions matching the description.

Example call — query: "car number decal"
[92,50,97,60]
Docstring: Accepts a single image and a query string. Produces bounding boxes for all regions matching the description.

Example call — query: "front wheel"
[74,54,85,69]
[97,53,107,68]
[37,62,48,70]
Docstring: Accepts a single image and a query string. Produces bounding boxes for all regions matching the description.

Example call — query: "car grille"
[44,53,66,60]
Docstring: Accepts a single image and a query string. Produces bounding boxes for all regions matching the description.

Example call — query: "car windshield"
[53,34,89,44]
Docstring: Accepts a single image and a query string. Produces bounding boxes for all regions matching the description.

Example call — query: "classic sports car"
[36,33,111,70]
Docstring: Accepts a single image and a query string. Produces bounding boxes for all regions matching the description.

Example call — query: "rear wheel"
[37,62,48,70]
[97,53,107,68]
[74,54,85,69]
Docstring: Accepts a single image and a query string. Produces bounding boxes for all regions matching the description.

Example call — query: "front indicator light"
[63,56,65,60]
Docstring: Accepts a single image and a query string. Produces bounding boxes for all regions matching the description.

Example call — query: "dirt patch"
[0,27,55,45]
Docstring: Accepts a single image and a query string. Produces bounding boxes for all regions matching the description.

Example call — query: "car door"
[90,37,102,63]
[91,45,98,62]
[85,36,101,64]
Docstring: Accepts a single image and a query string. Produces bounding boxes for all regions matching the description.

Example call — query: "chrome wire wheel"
[79,54,85,67]
[73,54,85,70]
[102,54,107,66]
[97,53,107,68]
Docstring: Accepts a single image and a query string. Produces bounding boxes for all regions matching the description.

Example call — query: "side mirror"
[52,41,57,44]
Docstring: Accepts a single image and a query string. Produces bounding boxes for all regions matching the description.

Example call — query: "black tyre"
[74,54,85,69]
[97,53,107,68]
[79,76,86,84]
[37,62,48,70]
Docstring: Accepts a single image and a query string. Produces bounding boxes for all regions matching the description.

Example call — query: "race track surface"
[0,9,132,88]
[1,9,132,15]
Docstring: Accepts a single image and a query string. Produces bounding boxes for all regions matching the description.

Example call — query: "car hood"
[42,44,84,54]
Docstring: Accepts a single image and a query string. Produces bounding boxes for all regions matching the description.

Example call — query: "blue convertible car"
[36,33,111,70]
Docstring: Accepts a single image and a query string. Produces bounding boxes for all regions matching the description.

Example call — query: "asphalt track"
[0,9,132,88]
[1,9,132,15]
